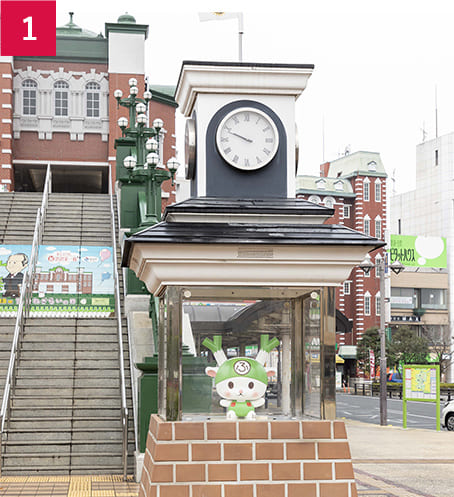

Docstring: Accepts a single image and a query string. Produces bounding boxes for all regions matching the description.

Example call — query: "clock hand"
[228,130,253,143]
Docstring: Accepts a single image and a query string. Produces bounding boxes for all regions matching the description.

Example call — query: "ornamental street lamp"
[359,254,405,426]
[115,79,179,226]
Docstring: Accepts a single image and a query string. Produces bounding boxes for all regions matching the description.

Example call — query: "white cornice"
[129,243,371,296]
[175,63,314,117]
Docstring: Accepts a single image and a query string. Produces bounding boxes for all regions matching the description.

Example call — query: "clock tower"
[175,61,314,198]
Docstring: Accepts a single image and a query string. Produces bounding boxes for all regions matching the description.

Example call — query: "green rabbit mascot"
[203,335,279,420]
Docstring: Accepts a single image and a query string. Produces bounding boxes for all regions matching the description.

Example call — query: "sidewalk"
[1,421,453,497]
[346,419,454,497]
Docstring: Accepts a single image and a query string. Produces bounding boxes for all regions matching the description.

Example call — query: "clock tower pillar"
[175,61,313,199]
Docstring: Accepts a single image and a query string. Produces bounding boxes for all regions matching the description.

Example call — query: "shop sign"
[390,235,447,268]
[391,315,421,322]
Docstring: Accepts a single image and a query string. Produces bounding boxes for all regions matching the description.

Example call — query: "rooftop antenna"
[322,115,325,163]
[435,85,438,138]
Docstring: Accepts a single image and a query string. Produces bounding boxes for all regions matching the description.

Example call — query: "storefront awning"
[338,345,357,359]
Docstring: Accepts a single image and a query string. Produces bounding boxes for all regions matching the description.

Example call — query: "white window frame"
[343,281,351,295]
[324,196,335,209]
[86,81,100,118]
[308,195,321,205]
[363,178,370,202]
[316,179,326,190]
[343,205,350,219]
[22,79,37,115]
[375,179,381,202]
[334,180,344,191]
[364,292,371,316]
[54,80,69,116]
[375,216,382,239]
[375,292,381,316]
[364,215,370,236]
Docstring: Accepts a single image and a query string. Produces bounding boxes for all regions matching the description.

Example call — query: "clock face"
[216,107,279,171]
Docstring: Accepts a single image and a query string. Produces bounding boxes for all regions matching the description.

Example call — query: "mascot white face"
[215,375,268,402]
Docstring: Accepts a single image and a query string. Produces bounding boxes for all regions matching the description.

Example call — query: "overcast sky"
[56,1,454,193]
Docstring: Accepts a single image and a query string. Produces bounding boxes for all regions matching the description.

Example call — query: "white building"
[391,133,453,379]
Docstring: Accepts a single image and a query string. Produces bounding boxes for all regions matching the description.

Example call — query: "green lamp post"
[115,78,179,228]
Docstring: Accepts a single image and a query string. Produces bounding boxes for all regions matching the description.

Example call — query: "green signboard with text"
[390,235,447,268]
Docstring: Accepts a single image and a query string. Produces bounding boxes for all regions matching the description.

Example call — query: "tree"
[420,325,452,382]
[356,327,389,376]
[388,326,429,368]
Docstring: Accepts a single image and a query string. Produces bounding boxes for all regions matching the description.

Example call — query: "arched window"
[54,80,69,116]
[375,215,382,239]
[324,196,335,208]
[86,82,100,117]
[308,195,321,205]
[22,79,37,115]
[363,177,370,202]
[364,215,371,236]
[364,292,371,316]
[375,292,381,316]
[375,178,382,202]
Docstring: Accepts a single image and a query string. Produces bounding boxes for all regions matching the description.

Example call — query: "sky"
[55,0,454,193]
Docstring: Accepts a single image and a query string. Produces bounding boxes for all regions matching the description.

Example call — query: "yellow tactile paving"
[0,475,139,497]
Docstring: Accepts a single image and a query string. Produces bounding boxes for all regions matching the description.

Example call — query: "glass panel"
[181,297,294,419]
[420,288,447,309]
[391,287,416,309]
[303,292,321,418]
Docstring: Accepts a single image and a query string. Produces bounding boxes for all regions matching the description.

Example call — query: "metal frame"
[109,165,130,480]
[157,285,335,422]
[0,164,51,475]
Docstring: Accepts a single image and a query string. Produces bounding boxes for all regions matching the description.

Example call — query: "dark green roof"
[149,85,178,108]
[118,13,136,23]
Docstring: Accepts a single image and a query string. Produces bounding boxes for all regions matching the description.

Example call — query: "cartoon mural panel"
[0,245,115,317]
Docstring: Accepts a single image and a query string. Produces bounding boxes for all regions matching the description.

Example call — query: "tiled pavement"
[355,468,436,497]
[0,471,442,497]
[0,475,138,497]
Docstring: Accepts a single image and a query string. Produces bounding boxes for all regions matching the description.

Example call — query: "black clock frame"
[204,100,288,199]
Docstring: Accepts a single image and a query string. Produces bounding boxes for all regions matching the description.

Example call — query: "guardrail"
[343,382,454,401]
[0,164,51,476]
[109,166,129,480]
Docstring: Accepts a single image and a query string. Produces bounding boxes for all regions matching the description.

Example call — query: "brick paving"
[0,475,138,497]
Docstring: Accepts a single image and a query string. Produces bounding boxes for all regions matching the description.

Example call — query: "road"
[336,392,445,430]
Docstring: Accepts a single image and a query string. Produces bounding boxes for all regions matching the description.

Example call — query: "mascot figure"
[203,335,279,420]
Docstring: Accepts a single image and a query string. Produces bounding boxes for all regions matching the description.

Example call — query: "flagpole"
[238,13,244,62]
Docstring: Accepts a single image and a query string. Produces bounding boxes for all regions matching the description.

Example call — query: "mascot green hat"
[215,357,268,385]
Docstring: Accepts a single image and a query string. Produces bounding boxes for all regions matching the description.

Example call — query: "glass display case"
[157,285,335,421]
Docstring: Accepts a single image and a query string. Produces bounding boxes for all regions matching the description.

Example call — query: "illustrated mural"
[203,334,279,419]
[0,245,115,317]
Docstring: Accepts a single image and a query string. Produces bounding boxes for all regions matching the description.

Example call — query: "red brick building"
[297,152,387,359]
[0,12,176,204]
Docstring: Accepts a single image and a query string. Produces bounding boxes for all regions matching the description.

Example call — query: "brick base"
[139,415,357,497]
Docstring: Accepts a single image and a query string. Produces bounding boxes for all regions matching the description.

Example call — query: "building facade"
[0,12,177,203]
[391,133,453,379]
[297,151,387,362]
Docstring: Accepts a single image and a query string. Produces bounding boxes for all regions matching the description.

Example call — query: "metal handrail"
[109,166,129,480]
[0,164,51,475]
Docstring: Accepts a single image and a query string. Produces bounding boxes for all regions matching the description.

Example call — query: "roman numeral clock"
[176,61,314,199]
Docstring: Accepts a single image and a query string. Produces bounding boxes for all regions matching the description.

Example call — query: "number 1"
[23,16,37,41]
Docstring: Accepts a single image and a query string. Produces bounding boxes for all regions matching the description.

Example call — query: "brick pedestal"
[139,415,357,497]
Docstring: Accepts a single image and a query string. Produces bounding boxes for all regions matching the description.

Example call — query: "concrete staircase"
[0,192,42,244]
[0,193,135,475]
[0,192,41,407]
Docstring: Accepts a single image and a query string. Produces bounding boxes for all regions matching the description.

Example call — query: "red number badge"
[1,1,56,56]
